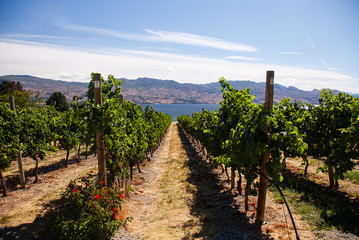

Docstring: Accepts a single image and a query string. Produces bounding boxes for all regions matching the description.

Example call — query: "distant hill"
[120,77,222,104]
[0,75,88,102]
[0,75,347,105]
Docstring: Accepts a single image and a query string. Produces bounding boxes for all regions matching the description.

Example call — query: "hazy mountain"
[0,75,88,102]
[0,75,348,105]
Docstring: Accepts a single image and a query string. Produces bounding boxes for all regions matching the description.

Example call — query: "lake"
[141,104,220,121]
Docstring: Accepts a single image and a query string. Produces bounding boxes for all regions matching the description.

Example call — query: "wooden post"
[10,96,26,189]
[256,70,274,224]
[231,167,235,189]
[93,73,107,187]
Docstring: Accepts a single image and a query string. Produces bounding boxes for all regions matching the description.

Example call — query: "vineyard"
[0,73,172,239]
[1,72,359,239]
[177,74,359,237]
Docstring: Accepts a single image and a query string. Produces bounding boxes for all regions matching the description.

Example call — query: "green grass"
[269,169,359,235]
[343,170,359,184]
[269,185,329,232]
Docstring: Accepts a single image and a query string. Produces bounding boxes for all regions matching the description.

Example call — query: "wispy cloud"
[1,34,75,40]
[144,29,257,52]
[62,24,257,53]
[1,39,357,93]
[224,56,261,61]
[0,38,58,48]
[63,24,149,41]
[280,51,303,55]
[327,67,341,71]
[320,58,341,71]
[307,33,316,50]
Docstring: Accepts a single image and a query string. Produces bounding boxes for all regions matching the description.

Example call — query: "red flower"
[99,181,105,184]
[112,207,119,213]
[119,194,125,199]
[95,194,101,199]
[74,189,78,193]
[114,213,118,219]
[110,200,113,203]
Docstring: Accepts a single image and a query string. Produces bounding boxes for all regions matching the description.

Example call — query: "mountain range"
[1,75,356,105]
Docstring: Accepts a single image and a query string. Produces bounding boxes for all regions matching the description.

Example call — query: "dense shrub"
[40,174,130,240]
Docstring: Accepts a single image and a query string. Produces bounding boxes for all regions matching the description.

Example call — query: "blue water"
[141,104,220,121]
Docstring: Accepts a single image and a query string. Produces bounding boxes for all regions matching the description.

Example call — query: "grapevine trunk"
[0,170,8,197]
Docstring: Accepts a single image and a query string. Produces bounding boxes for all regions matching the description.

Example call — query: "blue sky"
[0,0,358,93]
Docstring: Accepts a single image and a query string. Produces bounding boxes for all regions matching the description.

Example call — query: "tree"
[0,81,41,107]
[1,81,29,107]
[0,81,24,94]
[46,92,69,112]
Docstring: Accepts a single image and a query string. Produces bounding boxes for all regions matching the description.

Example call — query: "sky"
[0,0,358,93]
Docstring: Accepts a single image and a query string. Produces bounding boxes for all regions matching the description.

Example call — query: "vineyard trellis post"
[231,168,235,189]
[94,73,107,187]
[256,70,274,224]
[9,96,26,189]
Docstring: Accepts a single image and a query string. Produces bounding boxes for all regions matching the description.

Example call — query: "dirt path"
[1,122,332,240]
[4,123,358,239]
[0,149,97,238]
[286,157,359,196]
[114,123,314,240]
[114,122,199,239]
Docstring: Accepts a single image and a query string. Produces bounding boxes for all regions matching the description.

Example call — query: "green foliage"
[41,174,130,240]
[1,72,172,236]
[74,73,172,178]
[0,90,33,108]
[85,73,123,104]
[46,91,70,112]
[38,72,171,237]
[179,78,306,189]
[307,90,358,187]
[18,106,55,159]
[179,79,359,193]
[0,81,41,107]
[53,109,81,166]
[343,170,359,184]
[17,106,57,182]
[0,103,19,171]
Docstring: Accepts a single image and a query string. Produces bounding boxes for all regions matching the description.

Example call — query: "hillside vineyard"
[178,77,359,227]
[1,73,358,239]
[1,73,172,195]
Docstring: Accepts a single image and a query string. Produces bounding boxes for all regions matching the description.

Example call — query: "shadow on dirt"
[0,222,42,240]
[281,169,359,236]
[177,123,272,240]
[5,151,93,192]
[0,196,73,240]
[0,198,61,240]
